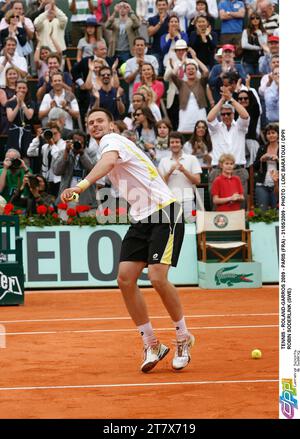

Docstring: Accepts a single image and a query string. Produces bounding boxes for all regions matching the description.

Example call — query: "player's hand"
[61,187,82,203]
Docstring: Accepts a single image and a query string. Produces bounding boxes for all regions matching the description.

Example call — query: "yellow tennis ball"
[119,62,127,76]
[251,349,262,359]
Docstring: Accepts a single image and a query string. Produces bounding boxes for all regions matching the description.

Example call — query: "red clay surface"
[0,286,279,419]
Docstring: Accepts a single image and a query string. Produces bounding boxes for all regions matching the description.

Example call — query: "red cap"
[268,35,279,43]
[222,44,235,52]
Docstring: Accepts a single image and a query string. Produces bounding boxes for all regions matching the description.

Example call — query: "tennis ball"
[119,62,127,76]
[251,349,262,359]
[68,192,79,202]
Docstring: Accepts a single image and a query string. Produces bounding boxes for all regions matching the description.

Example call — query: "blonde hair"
[137,85,156,105]
[218,153,236,165]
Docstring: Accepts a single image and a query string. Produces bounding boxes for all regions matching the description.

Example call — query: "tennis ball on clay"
[251,349,262,359]
[68,192,79,202]
[119,62,127,76]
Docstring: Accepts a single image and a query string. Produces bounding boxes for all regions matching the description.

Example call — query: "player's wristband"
[76,178,91,192]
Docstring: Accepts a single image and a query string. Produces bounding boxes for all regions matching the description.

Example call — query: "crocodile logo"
[215,265,253,286]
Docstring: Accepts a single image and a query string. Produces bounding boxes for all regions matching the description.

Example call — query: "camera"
[42,128,53,141]
[73,140,82,151]
[9,158,22,169]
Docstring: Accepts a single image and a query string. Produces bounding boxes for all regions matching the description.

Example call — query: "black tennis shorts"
[119,202,185,267]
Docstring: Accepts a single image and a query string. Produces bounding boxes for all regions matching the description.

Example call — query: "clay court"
[0,286,278,419]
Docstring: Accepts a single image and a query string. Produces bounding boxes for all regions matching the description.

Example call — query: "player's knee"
[117,273,136,290]
[148,272,168,291]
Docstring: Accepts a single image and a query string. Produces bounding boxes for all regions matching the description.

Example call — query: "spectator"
[236,87,261,166]
[134,106,157,161]
[124,36,159,101]
[26,0,53,22]
[258,34,279,74]
[169,0,195,33]
[36,52,73,103]
[168,52,209,132]
[155,118,172,163]
[158,131,201,222]
[136,0,158,41]
[137,84,162,121]
[160,13,188,68]
[211,153,244,211]
[259,0,279,35]
[39,71,80,130]
[0,1,34,56]
[189,14,218,70]
[123,91,147,129]
[253,123,279,210]
[0,9,27,55]
[77,16,102,63]
[105,1,140,64]
[258,54,279,95]
[147,0,170,74]
[52,130,97,207]
[33,42,52,80]
[187,0,218,32]
[83,58,119,93]
[261,65,278,124]
[34,2,68,54]
[0,66,18,134]
[218,0,245,52]
[133,62,165,107]
[0,37,28,87]
[69,0,96,46]
[5,79,34,157]
[91,66,125,120]
[206,86,250,203]
[112,119,128,133]
[183,120,212,168]
[48,107,73,140]
[208,44,246,104]
[163,38,187,130]
[0,148,32,207]
[241,12,268,75]
[27,121,66,197]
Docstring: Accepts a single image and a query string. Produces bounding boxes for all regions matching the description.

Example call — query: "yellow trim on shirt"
[125,144,159,180]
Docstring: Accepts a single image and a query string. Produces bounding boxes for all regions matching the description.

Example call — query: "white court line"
[0,312,279,324]
[0,379,279,392]
[3,324,278,336]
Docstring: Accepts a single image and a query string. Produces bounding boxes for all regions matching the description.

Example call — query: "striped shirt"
[69,0,97,22]
[262,13,279,35]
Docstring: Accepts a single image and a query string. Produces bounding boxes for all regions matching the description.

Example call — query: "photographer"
[27,122,66,197]
[52,130,97,207]
[0,148,32,208]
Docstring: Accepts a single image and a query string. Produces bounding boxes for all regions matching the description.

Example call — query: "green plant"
[247,208,279,224]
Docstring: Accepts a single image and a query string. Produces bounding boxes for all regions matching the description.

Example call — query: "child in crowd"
[211,153,244,211]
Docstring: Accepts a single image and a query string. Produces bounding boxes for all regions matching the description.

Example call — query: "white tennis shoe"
[141,341,170,373]
[172,333,195,370]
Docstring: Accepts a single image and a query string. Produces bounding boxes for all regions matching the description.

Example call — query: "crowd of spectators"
[0,0,279,221]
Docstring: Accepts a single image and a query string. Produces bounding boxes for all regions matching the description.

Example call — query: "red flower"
[37,205,48,215]
[67,208,77,217]
[14,209,23,215]
[57,203,68,210]
[76,205,90,213]
[116,207,127,215]
[192,210,197,216]
[4,203,14,215]
[52,213,59,219]
[248,211,255,218]
[101,207,112,216]
[48,206,55,213]
[67,217,73,224]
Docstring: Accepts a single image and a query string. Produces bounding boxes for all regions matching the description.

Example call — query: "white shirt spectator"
[207,117,250,166]
[34,6,68,52]
[158,153,202,202]
[39,91,80,130]
[0,53,28,87]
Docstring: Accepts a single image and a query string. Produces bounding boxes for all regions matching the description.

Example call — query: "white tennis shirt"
[98,133,176,221]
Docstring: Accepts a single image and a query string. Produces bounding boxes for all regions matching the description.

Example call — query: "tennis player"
[61,108,195,372]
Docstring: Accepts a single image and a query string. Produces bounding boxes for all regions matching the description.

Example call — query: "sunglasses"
[134,113,143,117]
[250,16,260,20]
[238,97,249,101]
[221,112,232,116]
[100,73,111,77]
[11,15,19,18]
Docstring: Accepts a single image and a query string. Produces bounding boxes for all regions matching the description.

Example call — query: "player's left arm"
[60,151,119,202]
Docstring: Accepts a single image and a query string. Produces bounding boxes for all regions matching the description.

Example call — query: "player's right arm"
[60,151,119,202]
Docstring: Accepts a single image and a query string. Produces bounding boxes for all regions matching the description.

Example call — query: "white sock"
[173,317,189,340]
[138,322,157,347]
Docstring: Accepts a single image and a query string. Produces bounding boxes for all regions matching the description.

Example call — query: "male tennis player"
[61,108,195,372]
